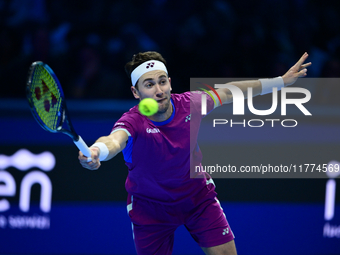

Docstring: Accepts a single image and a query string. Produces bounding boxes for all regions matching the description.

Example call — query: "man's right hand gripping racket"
[26,61,92,161]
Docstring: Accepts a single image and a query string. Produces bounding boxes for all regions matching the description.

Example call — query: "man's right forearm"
[91,130,128,161]
[91,137,122,161]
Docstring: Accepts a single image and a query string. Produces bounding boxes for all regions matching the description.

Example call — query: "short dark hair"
[125,51,167,88]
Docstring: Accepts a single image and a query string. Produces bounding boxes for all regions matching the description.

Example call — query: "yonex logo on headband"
[131,60,168,86]
[146,62,155,69]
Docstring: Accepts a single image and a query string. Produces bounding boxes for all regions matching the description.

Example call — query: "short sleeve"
[189,91,215,117]
[111,111,138,138]
[111,109,141,163]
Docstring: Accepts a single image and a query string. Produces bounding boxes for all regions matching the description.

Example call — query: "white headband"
[130,60,168,86]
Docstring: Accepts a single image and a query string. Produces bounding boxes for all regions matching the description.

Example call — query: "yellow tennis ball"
[138,98,159,116]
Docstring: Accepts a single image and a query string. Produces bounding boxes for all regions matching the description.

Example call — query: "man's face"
[132,70,172,115]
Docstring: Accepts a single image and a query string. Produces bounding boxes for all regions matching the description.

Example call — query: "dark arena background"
[1,0,340,254]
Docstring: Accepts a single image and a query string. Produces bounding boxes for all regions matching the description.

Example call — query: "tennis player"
[79,51,311,255]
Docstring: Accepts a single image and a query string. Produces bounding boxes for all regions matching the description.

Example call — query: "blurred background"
[0,0,340,254]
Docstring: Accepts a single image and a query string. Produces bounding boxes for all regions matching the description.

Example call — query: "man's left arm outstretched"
[215,52,312,106]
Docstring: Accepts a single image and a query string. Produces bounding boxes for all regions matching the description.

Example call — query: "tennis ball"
[138,98,159,116]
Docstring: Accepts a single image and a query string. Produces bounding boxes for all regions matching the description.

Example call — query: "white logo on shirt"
[114,122,125,126]
[146,128,160,133]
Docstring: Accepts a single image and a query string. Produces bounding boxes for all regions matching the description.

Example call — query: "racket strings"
[30,65,62,131]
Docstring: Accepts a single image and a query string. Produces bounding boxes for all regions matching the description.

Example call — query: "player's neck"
[148,103,173,122]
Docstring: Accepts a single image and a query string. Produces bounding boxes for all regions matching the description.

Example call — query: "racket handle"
[74,136,92,162]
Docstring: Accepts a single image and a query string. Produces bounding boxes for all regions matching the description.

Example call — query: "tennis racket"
[26,61,91,160]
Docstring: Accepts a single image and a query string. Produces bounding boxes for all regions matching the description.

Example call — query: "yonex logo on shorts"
[222,228,229,235]
[146,62,155,69]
